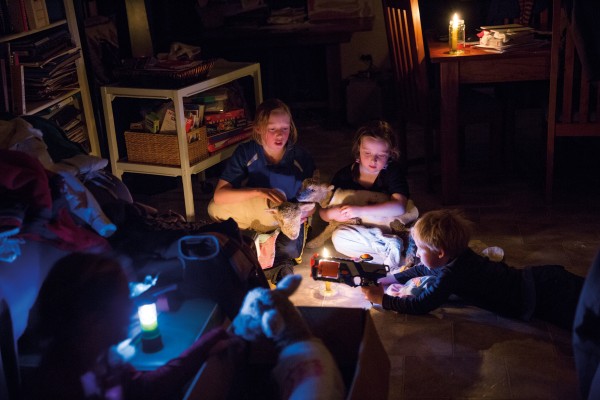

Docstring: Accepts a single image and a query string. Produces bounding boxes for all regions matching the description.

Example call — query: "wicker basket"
[124,127,208,166]
[115,59,215,88]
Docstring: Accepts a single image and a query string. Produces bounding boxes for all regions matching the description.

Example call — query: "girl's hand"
[260,188,287,204]
[327,206,353,222]
[361,285,384,305]
[339,205,361,219]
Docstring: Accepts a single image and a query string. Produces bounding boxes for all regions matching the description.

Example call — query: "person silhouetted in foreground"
[24,252,240,400]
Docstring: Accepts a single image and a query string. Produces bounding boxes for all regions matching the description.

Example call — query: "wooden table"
[427,39,551,204]
[202,18,374,116]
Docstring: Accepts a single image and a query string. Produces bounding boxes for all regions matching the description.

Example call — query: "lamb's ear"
[276,274,302,296]
[299,203,315,212]
[262,309,285,339]
[312,169,320,182]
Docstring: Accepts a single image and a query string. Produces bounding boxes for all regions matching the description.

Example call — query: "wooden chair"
[546,0,600,201]
[381,0,435,185]
[382,0,503,189]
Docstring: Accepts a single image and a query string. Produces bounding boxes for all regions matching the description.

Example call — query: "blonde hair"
[412,209,472,258]
[351,120,400,161]
[252,98,298,146]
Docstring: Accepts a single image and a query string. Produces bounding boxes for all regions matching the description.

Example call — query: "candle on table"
[449,13,465,54]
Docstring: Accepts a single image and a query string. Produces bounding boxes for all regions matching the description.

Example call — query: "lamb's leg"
[306,223,337,248]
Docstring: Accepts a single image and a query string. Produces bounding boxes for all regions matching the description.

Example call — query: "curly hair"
[252,98,298,146]
[351,120,400,161]
[412,209,473,258]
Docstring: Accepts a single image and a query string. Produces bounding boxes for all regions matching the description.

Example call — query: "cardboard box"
[204,108,247,135]
[184,307,390,400]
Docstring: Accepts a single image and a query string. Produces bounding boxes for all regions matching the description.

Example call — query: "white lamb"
[296,181,419,248]
[207,198,315,240]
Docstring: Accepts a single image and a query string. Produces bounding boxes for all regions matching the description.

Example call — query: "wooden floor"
[133,106,600,399]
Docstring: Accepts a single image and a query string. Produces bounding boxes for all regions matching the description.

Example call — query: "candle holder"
[138,303,163,353]
[449,14,465,55]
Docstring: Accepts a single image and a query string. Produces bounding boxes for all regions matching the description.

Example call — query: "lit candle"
[450,13,459,53]
[449,13,465,54]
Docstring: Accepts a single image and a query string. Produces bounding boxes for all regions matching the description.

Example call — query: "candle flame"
[452,13,459,27]
[322,247,330,258]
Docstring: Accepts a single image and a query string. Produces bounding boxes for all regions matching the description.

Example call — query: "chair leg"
[396,119,408,172]
[546,127,555,203]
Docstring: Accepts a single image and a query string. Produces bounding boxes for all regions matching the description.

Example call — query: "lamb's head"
[232,274,312,347]
[266,202,315,240]
[296,179,334,207]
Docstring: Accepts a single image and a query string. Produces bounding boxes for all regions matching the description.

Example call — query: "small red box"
[204,108,247,135]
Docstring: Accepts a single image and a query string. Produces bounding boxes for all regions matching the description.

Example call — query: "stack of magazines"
[12,28,81,101]
[476,24,541,52]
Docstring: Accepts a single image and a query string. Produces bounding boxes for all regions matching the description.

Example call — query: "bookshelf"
[0,0,99,156]
[101,60,262,221]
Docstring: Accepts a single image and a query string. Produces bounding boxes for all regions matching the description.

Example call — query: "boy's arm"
[381,272,453,314]
[392,264,429,283]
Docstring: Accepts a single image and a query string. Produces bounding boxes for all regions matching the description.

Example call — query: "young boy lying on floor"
[362,209,585,330]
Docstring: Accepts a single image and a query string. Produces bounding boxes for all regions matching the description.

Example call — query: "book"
[0,0,11,35]
[207,126,244,145]
[207,126,253,153]
[20,45,79,68]
[477,25,536,52]
[7,0,28,33]
[480,24,533,33]
[11,29,72,62]
[184,103,205,128]
[24,0,49,29]
[0,57,9,113]
[10,62,26,114]
[204,108,247,135]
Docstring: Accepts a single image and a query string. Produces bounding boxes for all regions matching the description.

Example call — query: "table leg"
[182,171,195,221]
[325,44,342,117]
[439,63,460,204]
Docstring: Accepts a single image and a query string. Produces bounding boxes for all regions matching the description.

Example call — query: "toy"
[232,274,345,400]
[208,197,315,240]
[310,252,388,287]
[296,179,418,249]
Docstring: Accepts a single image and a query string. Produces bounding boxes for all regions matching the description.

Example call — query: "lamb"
[296,180,419,249]
[232,274,345,400]
[207,198,315,240]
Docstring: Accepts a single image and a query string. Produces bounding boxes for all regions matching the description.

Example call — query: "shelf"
[0,20,67,43]
[101,59,263,221]
[1,0,99,156]
[115,139,249,177]
[24,88,80,115]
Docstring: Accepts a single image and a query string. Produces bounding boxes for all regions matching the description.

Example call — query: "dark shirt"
[383,248,526,317]
[330,161,410,198]
[219,141,315,201]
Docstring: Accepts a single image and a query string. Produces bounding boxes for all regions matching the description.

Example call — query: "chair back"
[0,298,20,400]
[382,0,430,123]
[381,0,434,172]
[546,0,600,201]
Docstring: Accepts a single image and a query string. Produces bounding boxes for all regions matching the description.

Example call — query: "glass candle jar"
[449,14,465,54]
